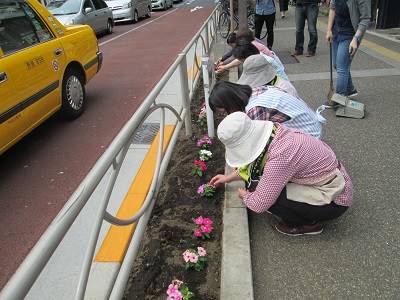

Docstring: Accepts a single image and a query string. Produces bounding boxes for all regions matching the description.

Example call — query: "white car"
[105,0,151,23]
[47,0,114,35]
[151,0,172,11]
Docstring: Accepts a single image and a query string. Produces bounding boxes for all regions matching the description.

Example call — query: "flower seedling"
[197,183,215,197]
[198,149,212,162]
[197,104,207,130]
[166,279,194,300]
[191,160,207,177]
[193,216,214,239]
[182,247,207,271]
[196,134,213,149]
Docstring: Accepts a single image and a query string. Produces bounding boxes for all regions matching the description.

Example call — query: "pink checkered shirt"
[243,124,353,213]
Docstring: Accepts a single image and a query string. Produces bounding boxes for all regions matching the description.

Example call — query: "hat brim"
[225,120,274,167]
[237,68,276,88]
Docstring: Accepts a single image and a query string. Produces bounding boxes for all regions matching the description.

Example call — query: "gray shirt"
[330,0,371,39]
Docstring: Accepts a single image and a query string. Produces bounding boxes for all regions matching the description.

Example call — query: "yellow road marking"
[187,55,201,81]
[95,125,175,262]
[317,20,400,62]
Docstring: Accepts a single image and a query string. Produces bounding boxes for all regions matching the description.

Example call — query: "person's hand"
[238,188,248,199]
[209,174,228,187]
[215,65,226,74]
[349,38,358,56]
[325,30,333,43]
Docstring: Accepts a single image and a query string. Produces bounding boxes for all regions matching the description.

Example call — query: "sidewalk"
[220,7,400,300]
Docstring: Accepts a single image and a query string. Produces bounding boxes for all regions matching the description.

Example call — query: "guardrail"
[0,5,220,300]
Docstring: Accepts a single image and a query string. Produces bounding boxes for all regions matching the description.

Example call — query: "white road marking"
[99,8,178,46]
[190,6,203,12]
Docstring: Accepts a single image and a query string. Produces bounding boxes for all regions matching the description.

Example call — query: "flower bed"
[124,77,226,300]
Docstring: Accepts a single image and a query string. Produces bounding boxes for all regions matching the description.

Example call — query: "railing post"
[204,24,210,54]
[178,54,193,137]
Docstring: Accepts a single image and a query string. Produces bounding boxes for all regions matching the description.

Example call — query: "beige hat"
[217,112,274,167]
[237,54,277,88]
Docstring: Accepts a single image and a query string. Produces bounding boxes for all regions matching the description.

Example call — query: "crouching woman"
[210,112,353,236]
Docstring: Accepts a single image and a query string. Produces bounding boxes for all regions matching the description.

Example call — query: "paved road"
[249,10,400,299]
[0,0,215,289]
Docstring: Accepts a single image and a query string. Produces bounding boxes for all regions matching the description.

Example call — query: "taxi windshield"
[47,0,80,15]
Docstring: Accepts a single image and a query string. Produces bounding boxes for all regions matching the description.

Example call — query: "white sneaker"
[348,90,358,99]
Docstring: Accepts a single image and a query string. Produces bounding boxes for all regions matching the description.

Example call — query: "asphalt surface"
[249,10,400,299]
[0,0,215,289]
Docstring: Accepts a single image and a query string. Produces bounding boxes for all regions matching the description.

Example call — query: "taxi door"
[0,1,66,153]
[0,50,24,154]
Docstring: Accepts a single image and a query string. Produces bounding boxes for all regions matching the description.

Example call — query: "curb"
[220,69,254,300]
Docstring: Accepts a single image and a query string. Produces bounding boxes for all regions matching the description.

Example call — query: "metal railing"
[0,5,219,300]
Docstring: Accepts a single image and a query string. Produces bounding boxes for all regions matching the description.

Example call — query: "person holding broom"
[325,0,371,98]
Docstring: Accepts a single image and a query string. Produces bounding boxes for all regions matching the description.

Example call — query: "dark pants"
[295,3,319,53]
[279,0,289,12]
[268,187,348,225]
[255,13,275,49]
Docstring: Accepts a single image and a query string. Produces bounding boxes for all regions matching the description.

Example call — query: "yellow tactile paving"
[95,125,175,262]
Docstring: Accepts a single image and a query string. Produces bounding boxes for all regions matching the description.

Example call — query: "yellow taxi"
[0,0,102,155]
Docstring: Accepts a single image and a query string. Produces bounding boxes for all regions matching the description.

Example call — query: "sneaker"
[322,100,340,109]
[348,90,358,99]
[291,50,303,56]
[305,51,315,57]
[275,222,323,236]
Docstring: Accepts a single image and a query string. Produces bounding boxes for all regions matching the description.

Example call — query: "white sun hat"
[217,112,274,167]
[237,54,277,88]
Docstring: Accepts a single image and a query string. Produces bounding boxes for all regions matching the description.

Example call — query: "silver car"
[151,0,172,11]
[105,0,151,23]
[47,0,114,35]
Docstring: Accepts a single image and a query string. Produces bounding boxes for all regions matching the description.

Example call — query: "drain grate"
[133,123,160,144]
[274,51,299,64]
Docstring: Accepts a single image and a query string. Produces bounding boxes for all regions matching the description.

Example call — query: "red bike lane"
[0,5,214,289]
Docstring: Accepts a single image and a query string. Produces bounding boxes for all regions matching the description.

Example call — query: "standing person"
[325,0,370,97]
[293,0,320,57]
[210,112,353,236]
[254,0,276,49]
[279,0,289,18]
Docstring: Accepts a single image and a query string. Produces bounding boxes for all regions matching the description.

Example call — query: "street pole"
[238,0,248,31]
[229,0,234,34]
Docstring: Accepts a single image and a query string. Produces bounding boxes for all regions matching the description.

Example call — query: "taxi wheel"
[61,69,86,119]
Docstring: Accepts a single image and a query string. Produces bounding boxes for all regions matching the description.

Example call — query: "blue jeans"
[295,3,319,53]
[332,37,355,96]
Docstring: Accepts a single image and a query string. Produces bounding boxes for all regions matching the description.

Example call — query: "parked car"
[46,0,114,35]
[105,0,151,23]
[151,0,172,11]
[0,0,102,155]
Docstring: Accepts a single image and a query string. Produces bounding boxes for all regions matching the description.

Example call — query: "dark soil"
[124,75,227,300]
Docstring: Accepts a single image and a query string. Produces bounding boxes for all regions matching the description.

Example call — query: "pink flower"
[182,250,191,263]
[202,217,213,226]
[194,216,204,225]
[189,253,198,263]
[200,224,213,234]
[197,247,207,257]
[167,284,179,296]
[197,184,205,194]
[193,229,203,237]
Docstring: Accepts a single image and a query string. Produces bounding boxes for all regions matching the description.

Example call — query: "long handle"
[329,42,333,89]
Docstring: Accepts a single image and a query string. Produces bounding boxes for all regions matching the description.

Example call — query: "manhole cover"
[274,51,299,64]
[133,123,160,144]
